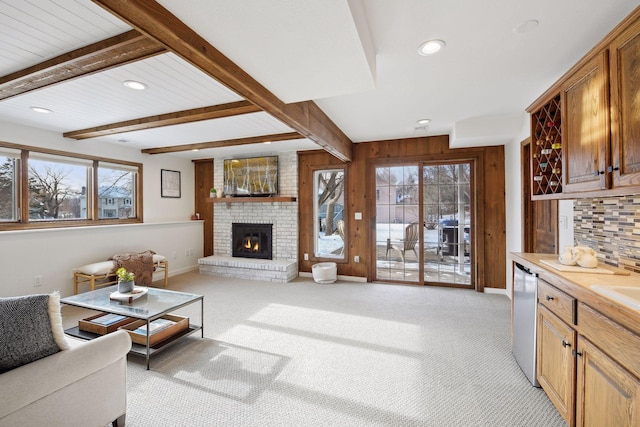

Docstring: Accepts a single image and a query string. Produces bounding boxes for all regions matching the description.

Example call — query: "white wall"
[504,115,527,297]
[0,121,203,297]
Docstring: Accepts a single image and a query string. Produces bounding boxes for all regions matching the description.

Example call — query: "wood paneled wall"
[298,136,506,290]
[193,159,214,256]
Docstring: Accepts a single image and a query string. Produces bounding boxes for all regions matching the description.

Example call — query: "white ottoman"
[312,262,337,284]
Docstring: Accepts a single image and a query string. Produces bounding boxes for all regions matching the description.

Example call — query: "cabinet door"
[576,337,640,427]
[537,304,577,426]
[561,51,610,193]
[610,18,640,188]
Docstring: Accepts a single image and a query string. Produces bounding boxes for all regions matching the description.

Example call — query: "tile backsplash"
[574,196,640,273]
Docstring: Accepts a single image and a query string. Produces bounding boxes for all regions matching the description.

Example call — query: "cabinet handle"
[594,170,605,176]
[607,166,620,173]
[562,340,571,348]
[546,295,554,301]
[572,349,583,357]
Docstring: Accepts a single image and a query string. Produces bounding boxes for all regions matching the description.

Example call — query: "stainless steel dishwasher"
[512,262,540,387]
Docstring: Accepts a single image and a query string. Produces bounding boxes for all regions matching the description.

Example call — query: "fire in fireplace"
[232,223,273,260]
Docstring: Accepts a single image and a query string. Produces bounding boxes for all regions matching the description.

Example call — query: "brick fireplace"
[198,152,299,283]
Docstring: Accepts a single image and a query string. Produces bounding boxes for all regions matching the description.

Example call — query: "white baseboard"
[484,287,508,296]
[298,272,367,283]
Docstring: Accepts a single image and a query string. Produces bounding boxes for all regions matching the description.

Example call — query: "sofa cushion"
[0,292,69,374]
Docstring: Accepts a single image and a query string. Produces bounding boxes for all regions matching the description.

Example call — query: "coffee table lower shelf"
[65,324,202,360]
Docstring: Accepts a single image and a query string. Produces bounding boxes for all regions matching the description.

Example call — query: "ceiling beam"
[93,0,353,162]
[63,100,261,140]
[0,30,166,101]
[141,132,303,154]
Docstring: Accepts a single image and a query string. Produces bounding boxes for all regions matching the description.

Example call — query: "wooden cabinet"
[610,17,640,189]
[537,303,576,426]
[537,279,577,426]
[561,51,610,193]
[527,6,640,199]
[575,337,640,427]
[534,276,640,426]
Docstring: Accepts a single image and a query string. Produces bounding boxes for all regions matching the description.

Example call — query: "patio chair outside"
[386,222,420,262]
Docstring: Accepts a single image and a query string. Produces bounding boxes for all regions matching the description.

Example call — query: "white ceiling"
[0,0,639,160]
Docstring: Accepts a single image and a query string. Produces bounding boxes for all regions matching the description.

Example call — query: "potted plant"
[209,188,216,198]
[116,267,135,293]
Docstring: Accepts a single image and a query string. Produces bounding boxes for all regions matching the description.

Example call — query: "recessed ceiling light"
[30,106,53,114]
[123,80,148,90]
[514,20,539,34]
[417,118,431,125]
[418,39,445,56]
[264,141,272,145]
[191,149,200,152]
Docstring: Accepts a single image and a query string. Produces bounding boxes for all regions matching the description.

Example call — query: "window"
[98,162,137,219]
[0,142,142,230]
[28,153,91,221]
[314,168,346,259]
[0,148,19,222]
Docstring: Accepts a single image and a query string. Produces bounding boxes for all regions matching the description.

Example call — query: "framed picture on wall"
[161,169,181,198]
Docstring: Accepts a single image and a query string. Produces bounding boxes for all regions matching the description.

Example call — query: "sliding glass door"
[375,162,473,287]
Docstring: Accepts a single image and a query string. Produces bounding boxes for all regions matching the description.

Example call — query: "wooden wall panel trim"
[194,159,214,256]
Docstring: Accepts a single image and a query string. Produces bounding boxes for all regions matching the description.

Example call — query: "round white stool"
[312,262,337,284]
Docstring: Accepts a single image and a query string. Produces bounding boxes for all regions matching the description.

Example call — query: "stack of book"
[132,318,176,335]
[91,313,127,326]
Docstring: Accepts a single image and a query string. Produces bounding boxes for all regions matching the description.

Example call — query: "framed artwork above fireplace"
[223,156,278,197]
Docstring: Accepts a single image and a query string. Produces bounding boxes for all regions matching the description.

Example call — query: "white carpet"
[65,273,565,426]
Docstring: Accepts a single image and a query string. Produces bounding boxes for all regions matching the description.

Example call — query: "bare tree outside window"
[28,162,86,220]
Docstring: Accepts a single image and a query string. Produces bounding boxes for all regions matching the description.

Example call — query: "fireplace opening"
[232,223,273,260]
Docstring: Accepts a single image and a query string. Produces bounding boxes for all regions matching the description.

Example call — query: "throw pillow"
[0,292,69,374]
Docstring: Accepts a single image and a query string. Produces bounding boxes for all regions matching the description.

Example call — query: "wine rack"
[531,95,562,197]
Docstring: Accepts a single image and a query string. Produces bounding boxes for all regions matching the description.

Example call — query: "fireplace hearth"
[232,223,273,260]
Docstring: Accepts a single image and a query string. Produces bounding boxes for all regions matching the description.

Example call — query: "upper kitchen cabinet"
[561,51,610,194]
[527,6,640,200]
[610,18,640,189]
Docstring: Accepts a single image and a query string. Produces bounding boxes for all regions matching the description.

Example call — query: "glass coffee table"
[61,285,203,369]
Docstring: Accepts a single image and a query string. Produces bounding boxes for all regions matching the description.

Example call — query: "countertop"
[510,252,640,335]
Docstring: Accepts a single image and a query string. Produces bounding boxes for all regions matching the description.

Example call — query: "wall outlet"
[304,253,309,261]
[355,212,362,220]
[34,275,42,287]
[354,255,360,263]
[172,251,177,259]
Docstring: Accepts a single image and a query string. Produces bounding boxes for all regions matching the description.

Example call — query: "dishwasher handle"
[515,262,537,277]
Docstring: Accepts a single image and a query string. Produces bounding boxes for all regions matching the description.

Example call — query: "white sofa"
[0,330,132,427]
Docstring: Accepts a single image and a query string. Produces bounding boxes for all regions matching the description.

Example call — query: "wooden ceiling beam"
[0,30,166,101]
[141,132,303,154]
[93,0,353,162]
[64,100,261,140]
